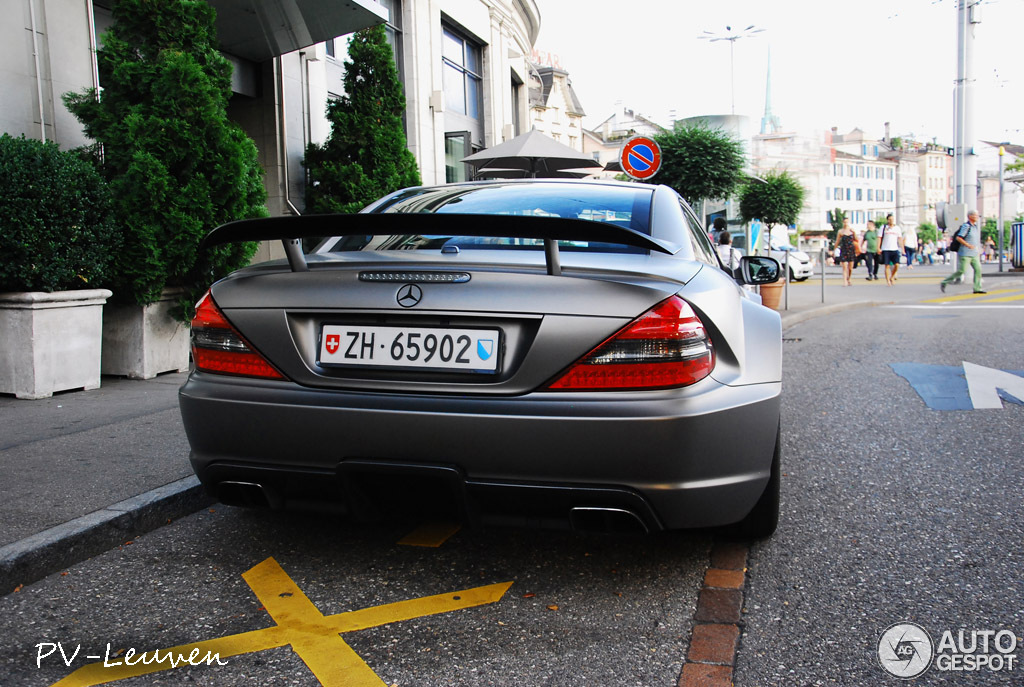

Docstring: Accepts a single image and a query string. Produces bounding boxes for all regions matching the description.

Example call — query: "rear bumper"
[179,372,781,530]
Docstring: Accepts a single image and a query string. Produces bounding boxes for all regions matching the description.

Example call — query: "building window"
[442,27,482,119]
[445,131,471,183]
[868,189,873,201]
[511,71,523,136]
[856,189,862,201]
[888,190,893,202]
[378,0,404,81]
[825,188,830,200]
[325,38,336,58]
[846,189,851,201]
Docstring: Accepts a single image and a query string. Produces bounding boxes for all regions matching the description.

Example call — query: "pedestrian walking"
[710,216,727,245]
[836,217,858,286]
[985,236,996,263]
[941,210,986,294]
[717,230,741,275]
[862,220,880,280]
[879,214,904,286]
[923,239,936,265]
[904,226,919,268]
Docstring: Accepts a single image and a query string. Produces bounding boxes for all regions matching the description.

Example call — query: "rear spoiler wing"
[201,213,678,276]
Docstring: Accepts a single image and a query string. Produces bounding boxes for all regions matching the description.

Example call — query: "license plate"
[319,325,501,373]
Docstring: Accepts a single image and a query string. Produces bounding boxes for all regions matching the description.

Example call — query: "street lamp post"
[698,25,765,115]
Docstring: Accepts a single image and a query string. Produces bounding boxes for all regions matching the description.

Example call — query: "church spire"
[761,47,781,134]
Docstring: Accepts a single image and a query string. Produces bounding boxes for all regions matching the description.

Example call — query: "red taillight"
[190,291,285,380]
[547,295,714,391]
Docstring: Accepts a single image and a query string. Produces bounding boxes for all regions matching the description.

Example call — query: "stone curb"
[679,541,750,687]
[0,476,213,596]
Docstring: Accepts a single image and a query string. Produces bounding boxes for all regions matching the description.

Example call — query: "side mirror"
[739,256,781,285]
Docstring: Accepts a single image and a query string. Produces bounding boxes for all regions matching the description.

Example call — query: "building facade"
[582,104,666,178]
[749,130,832,244]
[914,145,954,226]
[826,128,899,232]
[976,142,1024,225]
[4,0,541,222]
[527,59,586,152]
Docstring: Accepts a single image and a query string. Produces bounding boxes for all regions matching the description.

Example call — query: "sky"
[533,0,1023,145]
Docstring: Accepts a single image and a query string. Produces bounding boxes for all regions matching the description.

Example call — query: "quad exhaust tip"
[215,481,650,535]
[216,481,280,509]
[569,506,649,534]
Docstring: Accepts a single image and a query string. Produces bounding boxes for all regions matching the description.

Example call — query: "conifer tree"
[305,25,421,214]
[64,0,266,319]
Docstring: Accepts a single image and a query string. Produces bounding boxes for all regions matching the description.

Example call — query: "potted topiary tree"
[0,134,119,399]
[738,171,806,310]
[650,121,746,223]
[63,0,266,379]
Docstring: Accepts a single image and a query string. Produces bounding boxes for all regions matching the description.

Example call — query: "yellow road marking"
[52,557,512,687]
[976,292,1024,303]
[920,288,1018,304]
[398,521,462,547]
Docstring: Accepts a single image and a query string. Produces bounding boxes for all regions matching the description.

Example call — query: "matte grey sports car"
[179,179,784,537]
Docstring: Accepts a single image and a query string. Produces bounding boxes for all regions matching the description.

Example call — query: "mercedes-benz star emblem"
[396,283,423,308]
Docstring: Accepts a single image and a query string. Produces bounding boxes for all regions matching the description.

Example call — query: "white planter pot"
[0,289,112,399]
[101,288,190,379]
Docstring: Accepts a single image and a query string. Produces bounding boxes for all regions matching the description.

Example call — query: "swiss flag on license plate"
[325,334,340,355]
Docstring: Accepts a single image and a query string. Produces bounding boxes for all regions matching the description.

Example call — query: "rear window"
[324,182,654,254]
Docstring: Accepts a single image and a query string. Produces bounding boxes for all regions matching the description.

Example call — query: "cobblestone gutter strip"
[678,540,749,687]
[0,476,213,596]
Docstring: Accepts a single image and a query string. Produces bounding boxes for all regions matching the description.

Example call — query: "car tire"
[730,422,781,539]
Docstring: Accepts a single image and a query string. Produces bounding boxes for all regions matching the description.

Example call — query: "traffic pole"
[820,247,826,303]
[999,145,1005,272]
[784,249,790,310]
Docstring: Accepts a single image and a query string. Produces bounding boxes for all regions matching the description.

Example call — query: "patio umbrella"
[474,167,593,180]
[461,129,602,178]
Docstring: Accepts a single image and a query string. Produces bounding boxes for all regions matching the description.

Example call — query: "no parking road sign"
[619,136,661,180]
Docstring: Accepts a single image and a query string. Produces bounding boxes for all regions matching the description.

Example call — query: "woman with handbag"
[836,218,859,286]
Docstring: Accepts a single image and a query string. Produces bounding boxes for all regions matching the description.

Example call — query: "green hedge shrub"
[63,0,266,320]
[305,24,421,215]
[0,134,120,293]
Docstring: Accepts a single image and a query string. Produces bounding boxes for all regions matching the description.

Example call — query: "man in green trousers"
[941,210,986,294]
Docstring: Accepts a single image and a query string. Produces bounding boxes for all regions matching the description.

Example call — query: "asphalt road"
[735,303,1024,685]
[0,510,709,686]
[1,300,1022,686]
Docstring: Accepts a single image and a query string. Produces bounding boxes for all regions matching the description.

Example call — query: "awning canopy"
[209,0,388,62]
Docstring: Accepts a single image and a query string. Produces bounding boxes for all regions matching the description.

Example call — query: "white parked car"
[769,244,814,281]
[727,235,814,281]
